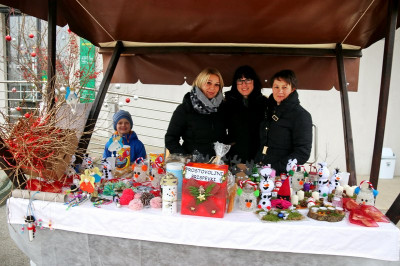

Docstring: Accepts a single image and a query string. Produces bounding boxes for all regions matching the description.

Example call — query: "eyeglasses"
[236,78,253,85]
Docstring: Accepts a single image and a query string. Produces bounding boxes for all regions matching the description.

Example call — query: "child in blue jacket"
[103,110,146,168]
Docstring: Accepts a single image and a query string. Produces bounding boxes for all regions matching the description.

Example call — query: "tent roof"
[1,0,399,89]
[3,0,398,49]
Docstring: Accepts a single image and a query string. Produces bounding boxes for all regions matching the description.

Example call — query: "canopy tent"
[0,0,399,223]
[4,0,400,89]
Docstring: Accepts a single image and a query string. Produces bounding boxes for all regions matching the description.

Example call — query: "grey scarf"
[190,86,223,114]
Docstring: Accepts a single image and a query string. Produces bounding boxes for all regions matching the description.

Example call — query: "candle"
[297,190,305,200]
[345,186,354,197]
[291,195,299,205]
[312,191,319,201]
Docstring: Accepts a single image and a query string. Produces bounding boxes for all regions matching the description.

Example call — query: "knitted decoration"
[277,178,291,201]
[120,189,135,205]
[128,198,143,211]
[140,192,155,206]
[150,196,162,208]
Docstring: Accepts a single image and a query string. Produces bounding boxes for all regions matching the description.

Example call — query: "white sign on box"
[184,166,225,183]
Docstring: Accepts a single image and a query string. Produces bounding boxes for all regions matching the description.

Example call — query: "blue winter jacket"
[103,131,146,163]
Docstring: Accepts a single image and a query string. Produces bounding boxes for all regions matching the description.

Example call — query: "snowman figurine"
[317,162,330,200]
[329,168,341,194]
[259,167,275,199]
[355,180,379,206]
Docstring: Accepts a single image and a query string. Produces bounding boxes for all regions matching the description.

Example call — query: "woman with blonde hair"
[165,67,226,158]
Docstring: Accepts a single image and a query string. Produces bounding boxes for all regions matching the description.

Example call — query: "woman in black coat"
[256,69,312,174]
[165,67,226,159]
[224,65,268,163]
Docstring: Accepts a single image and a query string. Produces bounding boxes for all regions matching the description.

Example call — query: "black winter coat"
[224,91,268,163]
[165,92,226,158]
[255,90,312,174]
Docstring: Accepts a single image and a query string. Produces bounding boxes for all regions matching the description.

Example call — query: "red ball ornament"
[29,33,34,38]
[67,28,72,33]
[125,98,131,103]
[24,113,31,118]
[16,106,22,111]
[12,87,17,93]
[31,52,36,57]
[5,35,11,41]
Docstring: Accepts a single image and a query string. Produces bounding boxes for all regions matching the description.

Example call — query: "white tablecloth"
[7,197,400,261]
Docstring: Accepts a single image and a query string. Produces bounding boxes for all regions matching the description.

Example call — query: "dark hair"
[230,65,262,98]
[270,69,298,89]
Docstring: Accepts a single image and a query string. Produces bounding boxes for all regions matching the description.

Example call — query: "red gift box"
[181,163,228,218]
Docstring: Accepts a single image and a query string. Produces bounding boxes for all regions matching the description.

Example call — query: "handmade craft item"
[332,186,344,208]
[132,157,148,183]
[181,162,228,218]
[277,177,291,201]
[257,209,304,222]
[307,206,345,222]
[286,158,298,176]
[355,180,378,206]
[161,172,178,214]
[79,170,95,194]
[231,163,251,184]
[329,168,341,194]
[296,190,305,200]
[291,165,308,194]
[25,215,36,242]
[166,161,184,199]
[65,87,79,114]
[316,162,330,200]
[101,158,114,180]
[237,180,259,212]
[150,168,165,189]
[80,154,94,171]
[259,167,275,199]
[120,189,135,205]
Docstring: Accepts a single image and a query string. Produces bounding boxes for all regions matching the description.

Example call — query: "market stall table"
[6,197,400,265]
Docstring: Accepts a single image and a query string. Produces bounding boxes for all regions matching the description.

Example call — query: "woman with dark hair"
[224,65,268,163]
[255,69,312,174]
[165,67,226,158]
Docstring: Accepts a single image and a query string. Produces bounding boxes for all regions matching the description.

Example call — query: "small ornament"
[133,95,139,100]
[125,97,131,103]
[12,87,16,93]
[25,215,36,241]
[67,28,72,33]
[16,106,21,111]
[118,101,123,107]
[29,33,34,38]
[161,172,178,214]
[31,52,36,57]
[5,35,11,41]
[24,113,31,118]
[60,86,66,92]
[355,180,378,206]
[49,220,54,230]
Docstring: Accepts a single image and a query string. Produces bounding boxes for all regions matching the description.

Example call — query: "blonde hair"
[192,67,224,90]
